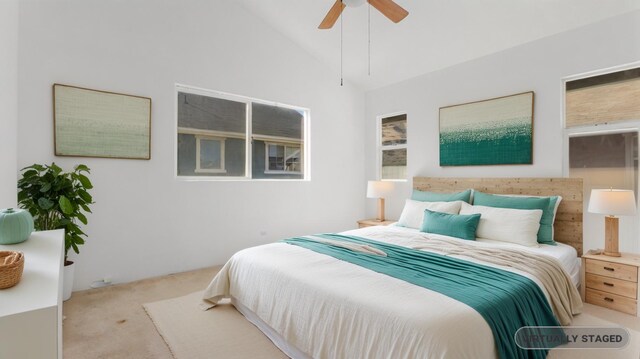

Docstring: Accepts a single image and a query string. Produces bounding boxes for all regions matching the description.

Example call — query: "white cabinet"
[0,230,64,359]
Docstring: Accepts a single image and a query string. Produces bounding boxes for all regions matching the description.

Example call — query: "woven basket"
[0,251,25,289]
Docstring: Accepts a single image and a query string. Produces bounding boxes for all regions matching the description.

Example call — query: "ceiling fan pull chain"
[340,1,344,87]
[368,3,371,76]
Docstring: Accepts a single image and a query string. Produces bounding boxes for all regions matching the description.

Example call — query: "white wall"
[0,0,18,208]
[365,11,640,253]
[18,0,365,290]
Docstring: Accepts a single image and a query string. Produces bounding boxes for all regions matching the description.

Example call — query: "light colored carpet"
[63,266,221,359]
[146,291,640,359]
[64,264,640,359]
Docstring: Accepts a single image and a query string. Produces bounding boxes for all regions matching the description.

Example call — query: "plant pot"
[63,260,75,301]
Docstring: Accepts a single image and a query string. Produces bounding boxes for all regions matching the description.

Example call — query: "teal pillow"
[412,189,472,203]
[420,209,481,241]
[472,191,557,245]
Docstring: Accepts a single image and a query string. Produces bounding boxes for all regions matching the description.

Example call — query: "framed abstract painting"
[439,91,534,166]
[53,84,152,160]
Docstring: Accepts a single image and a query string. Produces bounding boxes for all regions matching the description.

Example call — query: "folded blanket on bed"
[406,235,583,325]
[284,234,570,359]
[304,235,387,256]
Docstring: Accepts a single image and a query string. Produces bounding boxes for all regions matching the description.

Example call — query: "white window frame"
[195,135,227,174]
[377,111,407,182]
[264,141,303,175]
[562,61,640,255]
[561,60,640,176]
[175,84,310,181]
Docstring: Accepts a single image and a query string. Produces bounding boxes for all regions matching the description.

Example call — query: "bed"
[202,177,584,359]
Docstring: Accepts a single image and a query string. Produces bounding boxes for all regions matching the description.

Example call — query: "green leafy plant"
[17,163,94,262]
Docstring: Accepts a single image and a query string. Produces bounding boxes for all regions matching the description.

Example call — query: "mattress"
[203,225,583,359]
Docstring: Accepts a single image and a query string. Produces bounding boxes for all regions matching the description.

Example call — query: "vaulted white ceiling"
[237,0,640,90]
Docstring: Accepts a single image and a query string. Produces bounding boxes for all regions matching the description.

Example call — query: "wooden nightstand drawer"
[586,288,637,316]
[585,273,637,299]
[585,258,638,282]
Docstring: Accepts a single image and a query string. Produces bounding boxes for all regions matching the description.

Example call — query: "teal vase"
[0,208,34,244]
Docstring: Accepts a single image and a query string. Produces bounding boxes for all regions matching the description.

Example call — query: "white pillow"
[499,194,563,240]
[459,202,543,247]
[397,199,463,229]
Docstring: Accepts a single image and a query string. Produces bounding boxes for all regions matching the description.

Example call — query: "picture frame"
[53,84,152,160]
[439,91,534,166]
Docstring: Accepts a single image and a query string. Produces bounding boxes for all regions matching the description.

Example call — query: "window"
[266,143,301,173]
[567,131,639,253]
[378,113,407,180]
[565,67,640,128]
[564,63,640,254]
[195,136,225,173]
[176,85,308,180]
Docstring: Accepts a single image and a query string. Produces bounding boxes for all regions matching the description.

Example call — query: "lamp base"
[603,216,621,257]
[376,198,385,222]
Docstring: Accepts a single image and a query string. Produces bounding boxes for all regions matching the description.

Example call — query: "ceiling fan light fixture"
[342,0,367,7]
[319,0,408,29]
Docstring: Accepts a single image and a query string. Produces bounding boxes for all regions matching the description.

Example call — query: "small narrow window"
[195,136,226,173]
[378,113,407,180]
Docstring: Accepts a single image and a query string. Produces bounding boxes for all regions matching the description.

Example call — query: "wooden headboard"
[413,177,584,256]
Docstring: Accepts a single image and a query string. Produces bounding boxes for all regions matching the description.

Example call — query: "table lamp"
[588,189,637,257]
[367,181,394,222]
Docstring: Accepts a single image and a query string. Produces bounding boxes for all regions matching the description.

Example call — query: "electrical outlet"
[90,276,114,289]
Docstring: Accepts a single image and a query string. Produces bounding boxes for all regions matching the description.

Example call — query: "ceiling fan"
[319,0,409,29]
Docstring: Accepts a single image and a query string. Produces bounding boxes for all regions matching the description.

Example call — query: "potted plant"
[17,163,94,300]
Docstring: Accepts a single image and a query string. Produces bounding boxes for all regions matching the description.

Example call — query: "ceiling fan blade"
[318,0,346,29]
[368,0,408,23]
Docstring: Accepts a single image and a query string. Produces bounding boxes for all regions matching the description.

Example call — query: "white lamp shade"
[366,181,393,199]
[588,189,637,216]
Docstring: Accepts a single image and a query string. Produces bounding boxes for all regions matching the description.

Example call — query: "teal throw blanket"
[283,234,564,359]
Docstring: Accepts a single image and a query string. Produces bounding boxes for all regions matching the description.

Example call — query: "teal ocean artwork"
[440,92,533,166]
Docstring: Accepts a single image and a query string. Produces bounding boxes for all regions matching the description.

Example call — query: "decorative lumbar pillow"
[420,209,481,241]
[459,202,542,246]
[472,191,556,245]
[411,189,472,203]
[397,199,463,229]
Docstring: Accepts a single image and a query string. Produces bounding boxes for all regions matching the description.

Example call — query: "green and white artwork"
[54,84,151,159]
[439,92,534,166]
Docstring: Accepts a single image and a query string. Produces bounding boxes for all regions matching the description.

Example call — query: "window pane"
[252,103,304,179]
[381,114,407,146]
[382,148,407,180]
[566,67,640,128]
[569,132,638,253]
[200,139,222,169]
[268,144,285,171]
[177,92,246,177]
[285,146,301,172]
[178,92,246,133]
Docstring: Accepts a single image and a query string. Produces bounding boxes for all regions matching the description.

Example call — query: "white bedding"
[203,225,581,359]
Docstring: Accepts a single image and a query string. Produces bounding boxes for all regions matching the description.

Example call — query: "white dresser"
[0,230,64,359]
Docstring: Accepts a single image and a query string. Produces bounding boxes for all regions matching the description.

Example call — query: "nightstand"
[581,251,640,316]
[357,219,395,229]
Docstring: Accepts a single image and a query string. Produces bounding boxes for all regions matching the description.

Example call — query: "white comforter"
[202,226,579,359]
